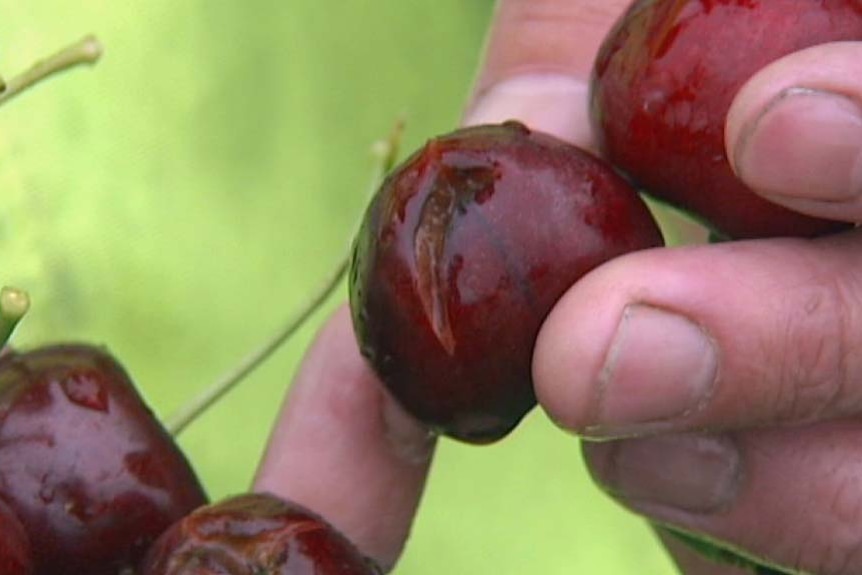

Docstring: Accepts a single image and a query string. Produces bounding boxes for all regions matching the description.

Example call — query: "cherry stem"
[0,287,30,349]
[166,119,405,436]
[0,36,103,108]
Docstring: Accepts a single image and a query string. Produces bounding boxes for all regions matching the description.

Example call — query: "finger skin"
[472,0,631,91]
[464,0,631,147]
[586,421,862,575]
[656,528,752,575]
[254,305,435,571]
[725,42,862,220]
[534,230,862,437]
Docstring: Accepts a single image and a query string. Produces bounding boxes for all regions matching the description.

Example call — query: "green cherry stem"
[0,35,103,108]
[166,120,405,436]
[0,287,30,349]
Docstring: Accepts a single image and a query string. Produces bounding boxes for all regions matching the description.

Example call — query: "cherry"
[0,344,207,575]
[141,492,380,575]
[590,0,861,239]
[0,500,33,575]
[350,121,664,443]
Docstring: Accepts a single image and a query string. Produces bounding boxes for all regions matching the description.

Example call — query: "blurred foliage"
[0,1,680,573]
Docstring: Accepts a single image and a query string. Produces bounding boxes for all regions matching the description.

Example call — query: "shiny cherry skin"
[591,0,861,239]
[0,501,32,575]
[0,344,207,575]
[141,493,380,575]
[350,122,664,443]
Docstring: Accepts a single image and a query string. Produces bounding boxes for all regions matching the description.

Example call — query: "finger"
[585,421,862,575]
[726,42,862,221]
[534,230,862,439]
[253,305,436,571]
[656,528,752,575]
[463,0,630,147]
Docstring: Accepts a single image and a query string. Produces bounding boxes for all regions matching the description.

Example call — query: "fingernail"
[381,393,436,465]
[734,87,862,202]
[587,305,717,437]
[463,74,593,148]
[587,434,742,514]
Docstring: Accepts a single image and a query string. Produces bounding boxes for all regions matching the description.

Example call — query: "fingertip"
[532,253,640,433]
[464,0,631,147]
[463,74,595,148]
[726,42,862,220]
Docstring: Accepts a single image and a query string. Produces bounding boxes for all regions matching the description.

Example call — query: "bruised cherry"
[0,344,207,575]
[350,122,663,443]
[141,492,380,575]
[591,0,861,239]
[0,500,32,575]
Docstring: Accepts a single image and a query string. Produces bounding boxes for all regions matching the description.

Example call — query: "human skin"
[255,2,862,573]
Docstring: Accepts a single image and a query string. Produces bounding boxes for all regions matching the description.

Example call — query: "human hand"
[472,1,862,574]
[253,1,862,573]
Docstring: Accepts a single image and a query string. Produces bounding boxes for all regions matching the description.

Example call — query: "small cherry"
[0,340,208,575]
[141,493,380,575]
[350,121,664,443]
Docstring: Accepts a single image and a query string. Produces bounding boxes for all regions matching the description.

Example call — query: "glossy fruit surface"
[350,122,664,443]
[0,344,207,575]
[591,0,861,239]
[142,492,380,575]
[0,501,32,575]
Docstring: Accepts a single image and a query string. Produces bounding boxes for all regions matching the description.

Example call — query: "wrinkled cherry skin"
[0,344,207,575]
[0,501,33,575]
[591,0,862,239]
[142,493,380,575]
[350,122,664,443]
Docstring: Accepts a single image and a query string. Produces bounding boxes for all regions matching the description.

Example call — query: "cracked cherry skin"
[350,122,664,443]
[591,0,862,240]
[141,493,380,575]
[0,344,207,575]
[0,500,32,575]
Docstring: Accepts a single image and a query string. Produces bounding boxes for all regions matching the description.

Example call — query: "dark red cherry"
[0,500,32,575]
[141,492,380,575]
[591,0,861,239]
[0,344,207,575]
[350,122,664,443]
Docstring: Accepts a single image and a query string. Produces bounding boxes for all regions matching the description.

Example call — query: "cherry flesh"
[141,492,380,575]
[350,122,664,443]
[0,344,207,575]
[0,501,32,575]
[591,0,861,239]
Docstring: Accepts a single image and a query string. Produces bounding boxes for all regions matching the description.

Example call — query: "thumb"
[726,41,862,222]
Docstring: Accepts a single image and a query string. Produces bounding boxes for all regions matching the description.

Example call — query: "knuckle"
[804,474,862,574]
[767,273,861,423]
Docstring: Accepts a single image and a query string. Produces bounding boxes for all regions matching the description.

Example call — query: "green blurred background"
[0,1,681,572]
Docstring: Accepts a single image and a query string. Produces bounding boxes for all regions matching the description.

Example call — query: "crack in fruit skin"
[413,146,506,356]
[350,122,664,443]
[413,158,461,356]
[141,493,380,575]
[591,0,861,239]
[0,344,207,575]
